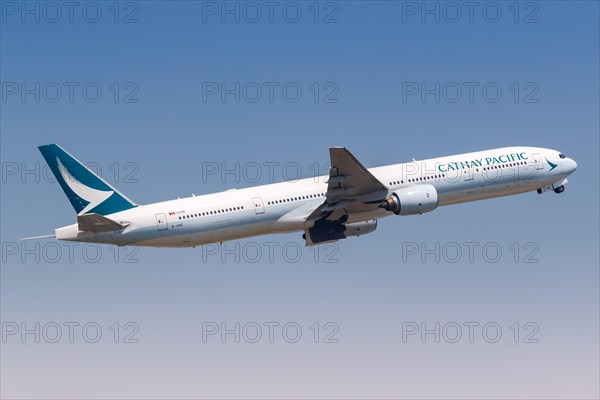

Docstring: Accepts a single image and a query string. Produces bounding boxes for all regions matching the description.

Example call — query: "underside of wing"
[304,147,389,245]
[307,147,388,221]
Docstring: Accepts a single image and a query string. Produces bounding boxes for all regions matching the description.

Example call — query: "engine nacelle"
[343,220,377,237]
[380,184,438,215]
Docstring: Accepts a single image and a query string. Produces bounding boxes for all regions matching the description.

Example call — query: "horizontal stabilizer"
[77,213,128,232]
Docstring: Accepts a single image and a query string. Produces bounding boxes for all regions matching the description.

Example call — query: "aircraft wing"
[305,147,389,234]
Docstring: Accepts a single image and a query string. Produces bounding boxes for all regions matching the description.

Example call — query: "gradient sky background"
[1,1,598,399]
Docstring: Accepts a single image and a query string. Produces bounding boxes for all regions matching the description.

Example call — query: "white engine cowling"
[381,184,438,215]
[343,220,377,237]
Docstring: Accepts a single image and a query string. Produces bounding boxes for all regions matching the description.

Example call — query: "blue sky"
[1,1,599,399]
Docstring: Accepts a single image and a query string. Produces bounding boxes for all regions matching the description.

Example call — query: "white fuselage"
[54,147,577,247]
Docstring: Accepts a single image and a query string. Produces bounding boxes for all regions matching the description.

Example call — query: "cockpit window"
[559,153,566,159]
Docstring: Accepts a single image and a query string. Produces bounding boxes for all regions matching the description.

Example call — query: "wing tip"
[21,234,56,241]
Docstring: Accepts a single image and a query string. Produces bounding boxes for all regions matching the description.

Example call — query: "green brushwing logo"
[546,158,558,171]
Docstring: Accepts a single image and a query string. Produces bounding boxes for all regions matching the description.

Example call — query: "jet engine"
[380,184,438,215]
[304,219,377,245]
[343,220,378,237]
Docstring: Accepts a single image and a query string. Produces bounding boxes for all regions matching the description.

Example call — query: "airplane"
[25,144,577,247]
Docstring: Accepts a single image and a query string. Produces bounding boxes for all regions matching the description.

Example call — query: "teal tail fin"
[38,144,138,216]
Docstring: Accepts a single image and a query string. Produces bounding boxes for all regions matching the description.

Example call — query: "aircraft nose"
[568,158,577,173]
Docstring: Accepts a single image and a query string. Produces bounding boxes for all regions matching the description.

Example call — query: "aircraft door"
[155,213,168,231]
[463,167,474,181]
[252,197,265,214]
[532,153,543,170]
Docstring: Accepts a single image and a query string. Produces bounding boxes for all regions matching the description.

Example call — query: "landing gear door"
[252,197,265,214]
[155,213,168,231]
